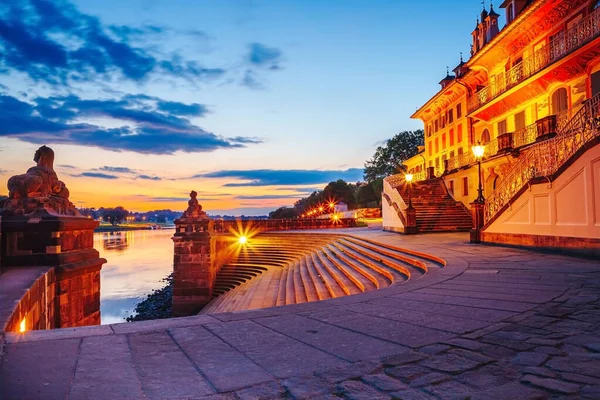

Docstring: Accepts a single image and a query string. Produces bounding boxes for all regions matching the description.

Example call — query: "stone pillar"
[171,191,214,317]
[1,145,105,329]
[404,207,417,234]
[1,215,105,328]
[470,201,485,243]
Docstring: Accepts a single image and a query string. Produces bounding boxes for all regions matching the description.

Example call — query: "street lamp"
[471,142,486,203]
[405,173,414,209]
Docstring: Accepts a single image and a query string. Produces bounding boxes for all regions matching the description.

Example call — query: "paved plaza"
[2,229,600,399]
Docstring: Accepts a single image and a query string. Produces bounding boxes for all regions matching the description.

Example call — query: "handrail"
[483,93,600,223]
[383,177,409,226]
[445,109,572,171]
[468,7,600,113]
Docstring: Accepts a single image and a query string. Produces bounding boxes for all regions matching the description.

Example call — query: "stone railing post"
[171,191,214,317]
[470,201,485,243]
[427,166,435,180]
[405,207,417,234]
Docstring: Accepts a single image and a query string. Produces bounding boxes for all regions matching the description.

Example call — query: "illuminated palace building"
[383,0,600,253]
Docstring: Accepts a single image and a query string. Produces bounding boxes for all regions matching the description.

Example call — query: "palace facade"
[383,0,600,254]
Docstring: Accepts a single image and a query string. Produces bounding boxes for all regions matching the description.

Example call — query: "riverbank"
[94,224,174,232]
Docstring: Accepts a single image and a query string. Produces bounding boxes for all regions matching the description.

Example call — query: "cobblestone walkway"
[2,230,600,399]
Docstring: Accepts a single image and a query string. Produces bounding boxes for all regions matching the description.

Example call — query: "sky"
[0,0,500,215]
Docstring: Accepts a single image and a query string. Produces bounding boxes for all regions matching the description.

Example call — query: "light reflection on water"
[95,229,175,324]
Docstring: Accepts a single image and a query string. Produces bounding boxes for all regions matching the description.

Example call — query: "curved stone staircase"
[200,233,444,314]
[395,179,472,232]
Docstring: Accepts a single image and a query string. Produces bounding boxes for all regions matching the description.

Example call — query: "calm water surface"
[96,229,175,324]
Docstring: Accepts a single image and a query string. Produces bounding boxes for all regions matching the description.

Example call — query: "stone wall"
[4,268,56,332]
[2,264,101,332]
[0,215,104,332]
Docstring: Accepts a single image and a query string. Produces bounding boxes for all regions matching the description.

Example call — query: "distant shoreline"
[94,225,175,233]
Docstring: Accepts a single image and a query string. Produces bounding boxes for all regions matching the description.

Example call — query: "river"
[95,229,175,324]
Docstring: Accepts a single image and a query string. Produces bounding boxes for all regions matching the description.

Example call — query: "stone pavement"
[2,229,600,400]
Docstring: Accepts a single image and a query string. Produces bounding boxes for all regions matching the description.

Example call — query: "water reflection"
[95,229,175,324]
[102,231,131,251]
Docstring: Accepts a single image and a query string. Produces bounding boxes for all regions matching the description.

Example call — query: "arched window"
[551,88,569,114]
[481,129,491,144]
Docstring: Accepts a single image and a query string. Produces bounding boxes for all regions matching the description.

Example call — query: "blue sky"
[0,0,500,214]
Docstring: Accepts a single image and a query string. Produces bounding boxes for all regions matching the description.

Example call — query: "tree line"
[269,130,423,219]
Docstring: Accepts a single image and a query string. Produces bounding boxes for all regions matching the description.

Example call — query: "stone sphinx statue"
[181,190,208,219]
[1,146,79,216]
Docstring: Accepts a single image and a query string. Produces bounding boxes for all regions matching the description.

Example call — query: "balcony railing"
[444,109,574,172]
[468,7,600,113]
[484,93,600,223]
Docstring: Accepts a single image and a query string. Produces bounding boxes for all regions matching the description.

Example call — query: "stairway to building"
[200,232,444,315]
[395,178,472,233]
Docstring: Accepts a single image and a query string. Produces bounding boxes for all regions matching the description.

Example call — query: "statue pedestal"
[1,213,105,328]
[172,217,214,317]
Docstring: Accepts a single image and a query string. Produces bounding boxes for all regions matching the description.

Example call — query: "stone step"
[328,242,395,288]
[304,254,332,301]
[293,259,308,304]
[315,250,361,296]
[340,237,422,276]
[261,268,282,308]
[298,256,319,303]
[322,247,376,293]
[309,252,346,299]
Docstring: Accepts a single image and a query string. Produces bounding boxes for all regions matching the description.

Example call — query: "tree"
[269,206,298,219]
[363,130,424,182]
[102,206,129,226]
[354,183,378,207]
[322,179,356,209]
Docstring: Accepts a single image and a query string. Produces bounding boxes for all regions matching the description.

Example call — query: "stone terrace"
[2,229,600,399]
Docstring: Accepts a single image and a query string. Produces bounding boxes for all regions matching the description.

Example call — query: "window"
[462,177,469,196]
[481,128,491,144]
[551,88,568,114]
[456,103,462,119]
[448,180,454,195]
[427,125,431,137]
[457,124,463,142]
[428,141,432,156]
[449,128,454,146]
[435,157,440,167]
[450,150,455,158]
[448,109,454,124]
[442,154,447,161]
[442,133,447,150]
[435,138,439,153]
[441,115,446,129]
[497,120,507,136]
[434,120,439,132]
[458,147,464,155]
[592,70,600,97]
[514,111,526,131]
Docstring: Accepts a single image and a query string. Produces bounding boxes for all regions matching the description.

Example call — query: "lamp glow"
[238,236,248,244]
[472,142,485,159]
[405,173,413,183]
[19,318,26,333]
